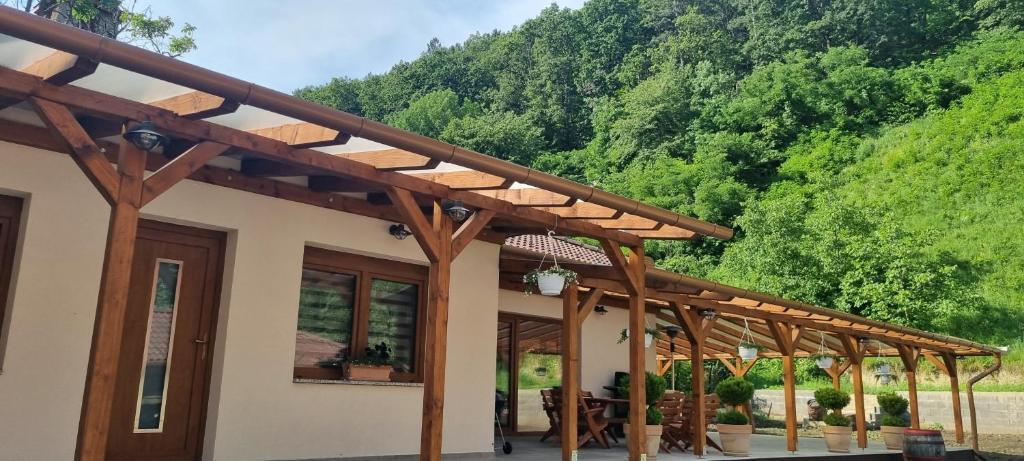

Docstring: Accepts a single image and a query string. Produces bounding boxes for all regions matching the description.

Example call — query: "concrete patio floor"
[489,433,935,460]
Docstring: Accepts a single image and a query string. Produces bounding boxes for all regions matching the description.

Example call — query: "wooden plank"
[148,91,239,119]
[420,201,453,461]
[248,122,350,148]
[532,201,621,218]
[582,215,661,230]
[410,170,512,190]
[627,227,697,240]
[140,142,230,206]
[626,245,647,461]
[75,137,146,461]
[561,283,580,461]
[339,148,438,171]
[451,209,495,259]
[475,188,574,206]
[386,187,440,263]
[29,97,119,205]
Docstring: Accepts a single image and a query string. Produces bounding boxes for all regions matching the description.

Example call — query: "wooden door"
[0,195,23,341]
[106,221,225,461]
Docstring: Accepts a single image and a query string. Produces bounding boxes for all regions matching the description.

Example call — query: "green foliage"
[881,414,909,427]
[824,412,852,427]
[715,377,755,406]
[386,89,479,138]
[646,405,664,425]
[877,391,910,416]
[814,387,851,411]
[717,409,749,425]
[522,266,578,295]
[619,371,668,407]
[348,342,393,366]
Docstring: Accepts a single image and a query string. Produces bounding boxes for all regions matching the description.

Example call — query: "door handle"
[195,338,208,360]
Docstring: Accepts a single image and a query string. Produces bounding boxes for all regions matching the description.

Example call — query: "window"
[294,247,427,382]
[0,195,23,368]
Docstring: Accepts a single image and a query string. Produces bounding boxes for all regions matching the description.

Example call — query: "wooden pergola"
[500,243,1003,454]
[0,7,1002,461]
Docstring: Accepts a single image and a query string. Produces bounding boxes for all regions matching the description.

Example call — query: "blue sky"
[152,0,587,93]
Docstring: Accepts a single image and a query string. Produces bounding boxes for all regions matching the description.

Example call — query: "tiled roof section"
[504,234,611,266]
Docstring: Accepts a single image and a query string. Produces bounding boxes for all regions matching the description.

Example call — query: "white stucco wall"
[497,289,658,395]
[0,142,498,460]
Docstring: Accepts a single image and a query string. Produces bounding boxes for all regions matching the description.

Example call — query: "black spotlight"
[389,224,413,240]
[594,305,609,316]
[697,308,716,319]
[441,199,470,222]
[122,121,169,152]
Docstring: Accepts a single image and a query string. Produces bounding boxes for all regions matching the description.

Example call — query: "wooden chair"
[671,394,724,454]
[581,390,619,444]
[658,391,688,453]
[540,389,562,443]
[576,393,612,448]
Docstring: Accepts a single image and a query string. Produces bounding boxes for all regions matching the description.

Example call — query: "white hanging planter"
[620,329,657,348]
[876,364,892,375]
[815,331,835,370]
[535,272,567,296]
[738,345,759,360]
[816,356,835,369]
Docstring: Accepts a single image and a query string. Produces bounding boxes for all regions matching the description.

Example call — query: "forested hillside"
[295,0,1024,344]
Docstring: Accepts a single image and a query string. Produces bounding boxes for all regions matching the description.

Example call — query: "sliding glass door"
[495,313,562,433]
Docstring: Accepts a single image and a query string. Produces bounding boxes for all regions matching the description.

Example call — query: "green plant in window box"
[344,342,395,382]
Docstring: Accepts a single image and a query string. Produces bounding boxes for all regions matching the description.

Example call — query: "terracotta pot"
[622,424,663,460]
[822,425,852,453]
[881,425,905,450]
[718,423,753,456]
[345,364,392,381]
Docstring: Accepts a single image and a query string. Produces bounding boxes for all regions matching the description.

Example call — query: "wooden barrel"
[903,429,946,461]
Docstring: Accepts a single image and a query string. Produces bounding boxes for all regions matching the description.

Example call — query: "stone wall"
[754,390,1023,434]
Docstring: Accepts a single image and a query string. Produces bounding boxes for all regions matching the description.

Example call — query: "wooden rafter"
[409,170,512,190]
[22,50,97,86]
[531,201,622,218]
[386,187,440,263]
[248,122,350,148]
[338,148,439,171]
[581,215,660,230]
[475,188,574,206]
[148,91,240,119]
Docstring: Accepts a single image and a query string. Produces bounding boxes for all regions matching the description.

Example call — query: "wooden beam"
[75,135,147,461]
[768,322,800,453]
[248,122,350,148]
[599,239,642,295]
[531,201,621,218]
[582,215,660,230]
[577,288,605,326]
[451,209,495,259]
[894,344,921,428]
[420,200,454,461]
[626,244,647,461]
[29,97,120,205]
[626,227,697,240]
[475,188,574,206]
[941,353,965,444]
[140,142,230,206]
[148,91,239,119]
[561,283,580,461]
[22,51,97,86]
[386,187,441,263]
[410,170,512,190]
[851,359,868,449]
[339,148,439,171]
[738,357,759,377]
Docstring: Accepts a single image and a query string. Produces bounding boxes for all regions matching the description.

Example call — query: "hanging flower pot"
[523,266,578,296]
[815,355,835,369]
[618,327,660,348]
[738,342,759,360]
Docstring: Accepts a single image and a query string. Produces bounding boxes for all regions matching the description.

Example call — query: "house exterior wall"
[0,142,498,460]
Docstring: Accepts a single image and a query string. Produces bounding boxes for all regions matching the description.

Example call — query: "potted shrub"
[811,353,835,369]
[618,327,661,348]
[737,341,759,360]
[620,371,668,460]
[877,391,910,450]
[715,376,755,456]
[815,387,852,453]
[344,342,394,382]
[523,266,578,296]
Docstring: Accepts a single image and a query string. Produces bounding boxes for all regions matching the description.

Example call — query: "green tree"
[385,89,480,138]
[440,111,545,165]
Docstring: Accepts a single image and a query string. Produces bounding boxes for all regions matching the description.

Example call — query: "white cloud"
[149,0,587,92]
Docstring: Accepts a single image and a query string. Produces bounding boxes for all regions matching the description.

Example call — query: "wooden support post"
[895,345,921,428]
[75,136,147,461]
[674,303,717,457]
[387,189,495,461]
[767,321,804,453]
[968,355,1001,451]
[561,283,580,461]
[941,353,965,444]
[839,335,868,450]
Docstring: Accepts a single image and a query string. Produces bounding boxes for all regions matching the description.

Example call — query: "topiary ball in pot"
[877,391,910,450]
[815,387,853,453]
[814,387,851,412]
[715,376,755,408]
[717,409,749,425]
[715,377,755,455]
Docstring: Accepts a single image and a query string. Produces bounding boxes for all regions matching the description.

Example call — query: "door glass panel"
[515,320,562,432]
[367,279,419,374]
[495,320,512,427]
[294,269,356,368]
[134,260,183,432]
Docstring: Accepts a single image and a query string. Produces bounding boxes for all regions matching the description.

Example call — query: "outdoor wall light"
[594,305,608,316]
[389,224,413,240]
[697,308,716,319]
[122,121,169,152]
[441,199,470,222]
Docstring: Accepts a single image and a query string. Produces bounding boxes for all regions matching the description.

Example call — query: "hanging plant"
[618,327,661,348]
[522,230,578,296]
[737,319,759,360]
[814,331,835,369]
[870,341,896,384]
